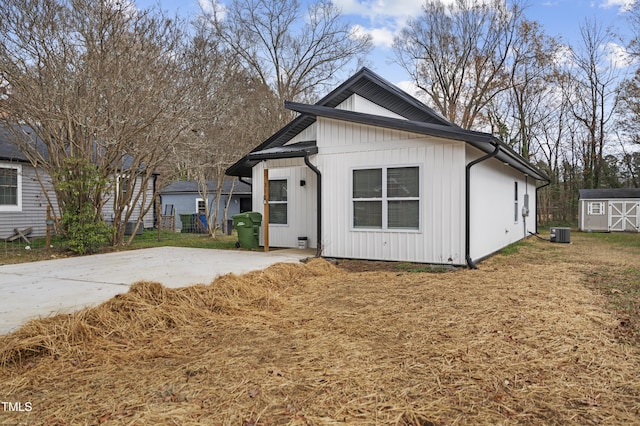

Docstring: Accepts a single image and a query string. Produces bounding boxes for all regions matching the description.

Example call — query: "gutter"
[303,154,322,257]
[239,177,252,187]
[465,142,501,269]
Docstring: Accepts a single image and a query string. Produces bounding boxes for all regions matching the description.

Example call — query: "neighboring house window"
[588,201,604,215]
[0,164,21,212]
[116,175,133,206]
[352,166,420,230]
[268,179,287,225]
[196,198,206,214]
[514,182,519,223]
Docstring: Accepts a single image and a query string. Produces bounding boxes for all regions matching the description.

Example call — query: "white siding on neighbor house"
[101,175,155,229]
[316,117,466,264]
[252,159,318,249]
[0,162,57,238]
[466,147,538,261]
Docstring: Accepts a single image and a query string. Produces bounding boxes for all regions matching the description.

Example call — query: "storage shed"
[226,68,550,267]
[578,188,640,232]
[159,179,252,232]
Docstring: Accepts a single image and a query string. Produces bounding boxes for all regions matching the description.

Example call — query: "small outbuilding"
[578,188,640,232]
[226,68,550,267]
[159,179,252,232]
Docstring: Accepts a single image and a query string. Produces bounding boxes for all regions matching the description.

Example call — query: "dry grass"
[1,234,640,425]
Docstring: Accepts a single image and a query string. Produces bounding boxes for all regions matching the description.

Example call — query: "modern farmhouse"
[226,68,550,267]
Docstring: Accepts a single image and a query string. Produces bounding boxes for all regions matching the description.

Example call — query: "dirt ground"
[1,233,639,425]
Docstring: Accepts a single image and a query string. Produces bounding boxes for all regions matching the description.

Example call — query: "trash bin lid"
[246,212,262,224]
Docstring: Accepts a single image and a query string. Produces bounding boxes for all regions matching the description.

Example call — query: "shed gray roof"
[579,188,640,199]
[226,67,549,182]
[160,179,252,195]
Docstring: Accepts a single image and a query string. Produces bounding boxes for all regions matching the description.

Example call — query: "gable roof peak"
[315,67,451,126]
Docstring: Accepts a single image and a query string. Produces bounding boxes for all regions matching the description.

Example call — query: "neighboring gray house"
[226,68,549,267]
[579,188,640,232]
[159,179,252,232]
[0,125,55,239]
[0,125,155,239]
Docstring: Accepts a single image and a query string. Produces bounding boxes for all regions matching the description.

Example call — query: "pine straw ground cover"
[1,234,639,425]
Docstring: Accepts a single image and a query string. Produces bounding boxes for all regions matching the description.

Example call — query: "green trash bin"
[180,214,194,233]
[233,212,262,249]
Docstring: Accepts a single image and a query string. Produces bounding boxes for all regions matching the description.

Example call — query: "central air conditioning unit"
[550,227,571,244]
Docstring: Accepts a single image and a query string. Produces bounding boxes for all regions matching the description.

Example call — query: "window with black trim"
[353,166,419,230]
[268,179,288,224]
[514,182,519,223]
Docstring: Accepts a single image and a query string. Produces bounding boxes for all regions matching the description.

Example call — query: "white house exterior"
[226,68,549,267]
[579,188,640,232]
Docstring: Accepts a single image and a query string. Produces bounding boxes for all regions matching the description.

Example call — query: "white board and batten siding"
[466,147,538,261]
[252,159,318,249]
[316,117,467,265]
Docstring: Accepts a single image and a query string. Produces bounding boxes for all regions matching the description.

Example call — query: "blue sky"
[135,0,636,89]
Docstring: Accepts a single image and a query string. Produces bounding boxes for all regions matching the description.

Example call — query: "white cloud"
[333,0,425,48]
[605,42,636,68]
[351,24,395,48]
[599,0,635,12]
[198,0,226,19]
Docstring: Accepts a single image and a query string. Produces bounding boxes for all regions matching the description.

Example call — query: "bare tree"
[172,26,281,236]
[565,19,621,189]
[0,0,190,246]
[393,0,526,130]
[201,0,372,105]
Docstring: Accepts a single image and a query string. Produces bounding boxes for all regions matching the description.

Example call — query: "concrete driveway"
[0,247,312,335]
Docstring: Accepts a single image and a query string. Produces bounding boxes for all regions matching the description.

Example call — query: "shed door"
[609,201,640,232]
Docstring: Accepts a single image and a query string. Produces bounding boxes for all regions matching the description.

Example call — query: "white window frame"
[588,201,605,215]
[115,174,135,208]
[0,163,22,212]
[195,197,206,214]
[268,178,288,226]
[351,165,421,232]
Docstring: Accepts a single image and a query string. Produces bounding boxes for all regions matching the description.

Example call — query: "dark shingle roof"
[0,125,35,162]
[226,67,549,182]
[579,188,640,199]
[160,179,251,195]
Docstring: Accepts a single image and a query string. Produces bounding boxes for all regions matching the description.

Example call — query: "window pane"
[0,169,17,186]
[387,167,419,198]
[388,200,419,229]
[353,201,382,228]
[353,169,382,198]
[0,169,17,205]
[269,203,287,224]
[269,180,287,201]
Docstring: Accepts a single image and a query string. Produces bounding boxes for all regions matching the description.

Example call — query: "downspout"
[465,142,501,269]
[304,153,322,257]
[534,180,551,234]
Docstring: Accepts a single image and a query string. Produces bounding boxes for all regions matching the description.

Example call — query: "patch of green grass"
[127,229,238,250]
[499,240,532,255]
[394,262,452,273]
[0,230,241,265]
[580,231,640,249]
